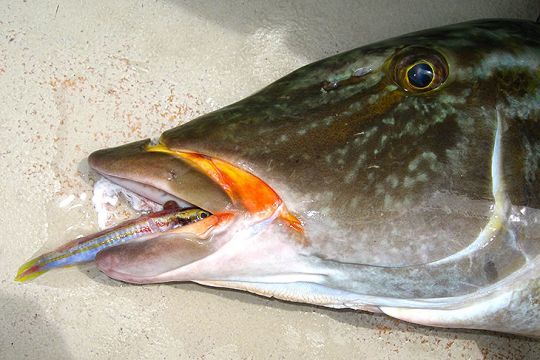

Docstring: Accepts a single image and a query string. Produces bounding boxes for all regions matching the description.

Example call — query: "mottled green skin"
[89,20,540,335]
[162,19,540,268]
[165,20,539,208]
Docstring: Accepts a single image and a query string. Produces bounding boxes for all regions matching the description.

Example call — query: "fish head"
[88,20,540,335]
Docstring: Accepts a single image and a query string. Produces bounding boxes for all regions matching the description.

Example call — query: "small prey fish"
[15,201,210,282]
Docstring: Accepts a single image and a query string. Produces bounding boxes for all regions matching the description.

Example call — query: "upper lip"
[87,138,232,214]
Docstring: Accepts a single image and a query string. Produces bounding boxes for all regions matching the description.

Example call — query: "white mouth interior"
[92,175,200,230]
[92,177,164,229]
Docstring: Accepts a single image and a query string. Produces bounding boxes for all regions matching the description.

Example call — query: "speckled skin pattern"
[89,20,540,336]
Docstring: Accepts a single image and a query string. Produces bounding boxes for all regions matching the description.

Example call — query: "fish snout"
[88,139,231,213]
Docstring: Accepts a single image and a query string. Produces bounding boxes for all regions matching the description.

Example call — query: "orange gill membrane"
[145,143,304,236]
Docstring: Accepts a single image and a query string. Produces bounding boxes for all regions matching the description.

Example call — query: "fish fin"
[95,232,215,284]
[15,256,49,282]
[379,273,540,336]
[16,248,82,283]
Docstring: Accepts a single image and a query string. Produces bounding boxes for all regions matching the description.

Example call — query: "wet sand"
[1,1,540,358]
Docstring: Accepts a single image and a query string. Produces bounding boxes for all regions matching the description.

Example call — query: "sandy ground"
[1,1,540,359]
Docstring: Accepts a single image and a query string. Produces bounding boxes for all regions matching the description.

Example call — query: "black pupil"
[407,63,434,88]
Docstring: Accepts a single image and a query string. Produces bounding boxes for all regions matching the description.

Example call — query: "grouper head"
[88,19,540,336]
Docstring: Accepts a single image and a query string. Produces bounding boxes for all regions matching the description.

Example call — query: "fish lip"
[87,140,232,214]
[89,167,205,213]
[88,145,213,213]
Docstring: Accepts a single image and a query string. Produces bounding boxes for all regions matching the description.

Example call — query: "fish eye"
[406,62,434,89]
[392,47,448,93]
[200,212,209,219]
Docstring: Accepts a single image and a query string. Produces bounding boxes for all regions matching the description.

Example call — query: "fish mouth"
[87,138,305,284]
[88,138,303,234]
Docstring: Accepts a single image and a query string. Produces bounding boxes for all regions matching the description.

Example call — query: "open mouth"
[87,139,229,214]
[88,139,304,239]
[73,138,307,283]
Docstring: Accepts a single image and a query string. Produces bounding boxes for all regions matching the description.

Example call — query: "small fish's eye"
[406,62,434,89]
[200,212,208,219]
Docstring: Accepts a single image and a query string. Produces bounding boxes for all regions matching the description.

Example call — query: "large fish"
[84,19,540,336]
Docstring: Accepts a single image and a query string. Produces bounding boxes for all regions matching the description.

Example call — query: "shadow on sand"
[167,0,538,60]
[0,291,72,359]
[175,282,540,359]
